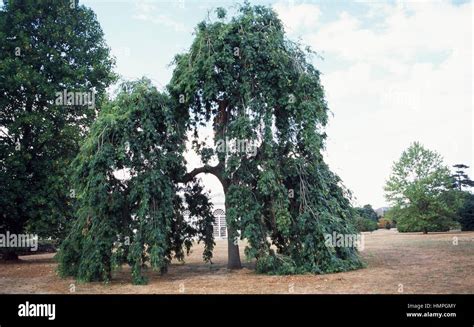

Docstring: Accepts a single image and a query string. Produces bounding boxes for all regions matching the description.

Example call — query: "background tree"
[458,193,474,231]
[451,164,474,191]
[450,165,474,231]
[353,204,378,232]
[384,142,462,233]
[0,0,115,259]
[355,205,379,222]
[353,215,378,232]
[380,211,395,229]
[169,4,362,273]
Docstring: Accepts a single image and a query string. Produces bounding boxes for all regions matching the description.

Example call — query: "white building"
[183,198,228,239]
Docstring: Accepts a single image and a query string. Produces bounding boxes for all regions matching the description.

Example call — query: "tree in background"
[356,205,379,222]
[450,165,474,231]
[353,205,378,232]
[0,0,115,259]
[353,215,378,232]
[451,164,474,191]
[169,4,362,273]
[458,193,474,231]
[384,142,462,233]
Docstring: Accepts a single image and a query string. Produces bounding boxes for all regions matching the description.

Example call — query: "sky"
[82,0,473,209]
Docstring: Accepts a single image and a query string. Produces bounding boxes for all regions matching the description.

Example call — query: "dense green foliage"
[451,165,473,231]
[353,205,378,232]
[354,204,379,230]
[168,4,363,274]
[57,79,215,284]
[451,164,474,191]
[353,215,378,232]
[384,142,462,233]
[0,0,115,259]
[459,193,474,231]
[360,205,379,222]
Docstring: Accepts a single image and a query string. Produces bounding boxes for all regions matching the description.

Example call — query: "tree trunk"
[182,99,242,269]
[181,165,242,269]
[226,227,242,269]
[225,195,242,269]
[1,250,19,261]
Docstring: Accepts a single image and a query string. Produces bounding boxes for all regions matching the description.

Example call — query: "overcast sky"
[83,0,473,209]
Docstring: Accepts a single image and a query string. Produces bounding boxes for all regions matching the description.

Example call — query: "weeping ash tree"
[168,4,362,274]
[58,4,362,283]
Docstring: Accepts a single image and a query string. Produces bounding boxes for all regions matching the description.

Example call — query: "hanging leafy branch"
[57,79,215,284]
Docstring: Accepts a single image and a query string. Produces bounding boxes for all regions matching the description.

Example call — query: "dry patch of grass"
[0,229,473,294]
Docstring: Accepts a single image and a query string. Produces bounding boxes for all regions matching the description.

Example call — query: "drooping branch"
[179,99,229,186]
[180,162,224,185]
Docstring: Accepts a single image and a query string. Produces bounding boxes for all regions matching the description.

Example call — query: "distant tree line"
[353,205,378,232]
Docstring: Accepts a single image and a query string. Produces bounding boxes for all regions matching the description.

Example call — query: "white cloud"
[133,1,187,32]
[307,2,471,64]
[273,2,321,34]
[275,1,472,208]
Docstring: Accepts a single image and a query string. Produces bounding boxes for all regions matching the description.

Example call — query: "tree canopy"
[0,0,115,259]
[353,205,378,232]
[459,193,474,231]
[58,4,363,282]
[451,164,474,191]
[355,205,379,222]
[384,142,462,233]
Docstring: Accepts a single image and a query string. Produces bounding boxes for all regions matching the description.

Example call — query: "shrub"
[354,216,378,232]
[377,218,391,229]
